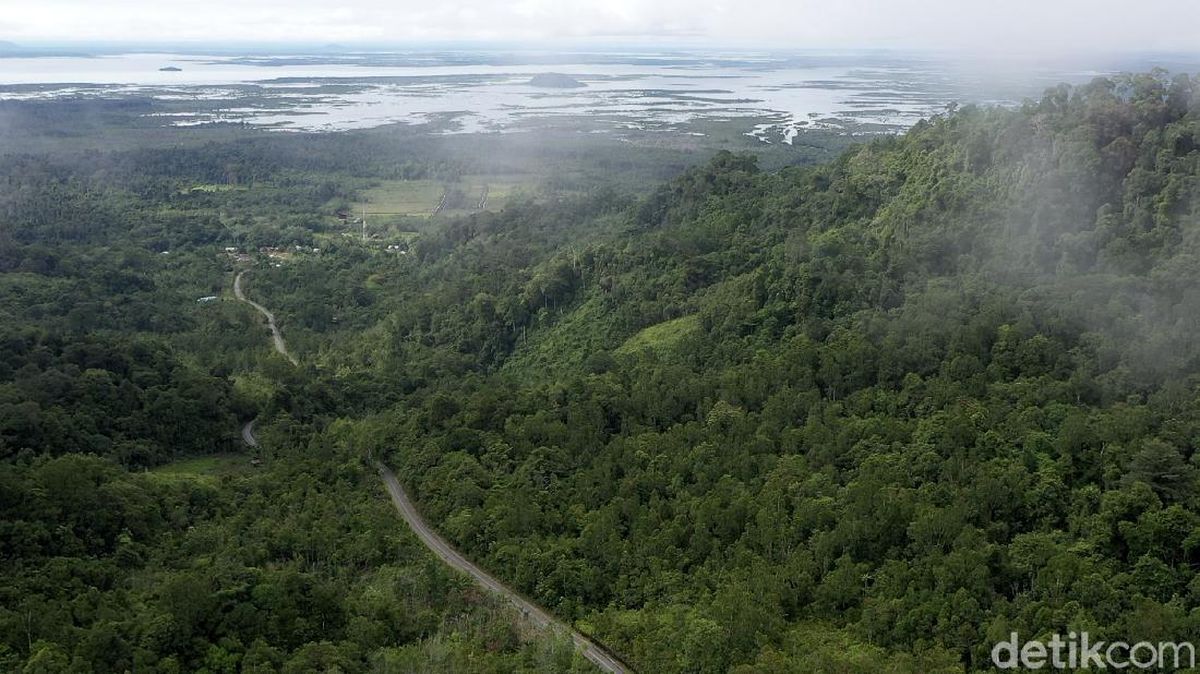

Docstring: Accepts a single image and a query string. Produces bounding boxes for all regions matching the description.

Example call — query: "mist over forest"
[1,5,1200,672]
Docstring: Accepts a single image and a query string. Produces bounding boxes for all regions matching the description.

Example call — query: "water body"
[1,48,1195,141]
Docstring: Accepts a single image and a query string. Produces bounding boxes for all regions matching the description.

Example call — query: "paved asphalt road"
[241,420,258,447]
[377,462,632,674]
[233,268,629,671]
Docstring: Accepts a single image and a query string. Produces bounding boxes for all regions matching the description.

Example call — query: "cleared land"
[353,174,536,220]
[150,453,255,481]
[616,314,701,355]
[354,179,446,217]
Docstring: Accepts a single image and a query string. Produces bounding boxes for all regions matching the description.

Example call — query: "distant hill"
[528,73,585,88]
[159,66,182,72]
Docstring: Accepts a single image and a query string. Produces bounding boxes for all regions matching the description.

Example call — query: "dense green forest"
[0,109,610,671]
[3,69,1200,672]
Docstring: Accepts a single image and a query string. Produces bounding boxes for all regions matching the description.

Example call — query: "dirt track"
[234,270,298,366]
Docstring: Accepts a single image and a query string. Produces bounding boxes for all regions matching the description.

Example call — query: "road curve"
[241,420,258,447]
[232,267,628,670]
[234,270,298,366]
[376,462,633,674]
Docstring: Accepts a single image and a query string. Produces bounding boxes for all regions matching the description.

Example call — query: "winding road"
[234,270,298,366]
[232,268,631,672]
[241,420,258,447]
[377,462,632,673]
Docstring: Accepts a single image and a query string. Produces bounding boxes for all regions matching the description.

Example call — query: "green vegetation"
[3,69,1200,673]
[355,179,446,217]
[150,453,256,481]
[186,183,250,193]
[616,315,701,356]
[292,71,1200,672]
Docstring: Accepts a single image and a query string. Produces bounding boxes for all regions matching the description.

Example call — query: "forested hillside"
[2,69,1199,672]
[308,71,1200,671]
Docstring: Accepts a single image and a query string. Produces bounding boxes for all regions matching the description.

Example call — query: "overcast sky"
[3,0,1198,53]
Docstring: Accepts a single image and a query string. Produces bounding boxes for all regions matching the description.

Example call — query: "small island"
[159,66,182,72]
[528,73,585,89]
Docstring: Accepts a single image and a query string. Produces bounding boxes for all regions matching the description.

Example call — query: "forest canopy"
[1,70,1199,672]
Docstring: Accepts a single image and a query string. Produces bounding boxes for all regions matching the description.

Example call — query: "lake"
[1,48,1194,140]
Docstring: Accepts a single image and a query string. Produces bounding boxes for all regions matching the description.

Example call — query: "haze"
[4,0,1198,54]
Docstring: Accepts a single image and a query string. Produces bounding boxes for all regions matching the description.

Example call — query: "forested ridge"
[2,70,1200,672]
[327,71,1200,671]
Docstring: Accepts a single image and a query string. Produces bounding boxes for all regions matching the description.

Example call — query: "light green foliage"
[355,179,447,217]
[149,453,255,481]
[615,315,701,356]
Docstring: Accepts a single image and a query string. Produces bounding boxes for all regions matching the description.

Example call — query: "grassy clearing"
[355,180,446,217]
[355,174,539,220]
[439,174,536,216]
[616,315,701,356]
[504,301,701,381]
[150,453,256,481]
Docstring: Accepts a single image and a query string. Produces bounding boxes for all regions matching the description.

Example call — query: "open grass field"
[440,173,536,216]
[150,453,257,482]
[354,179,446,217]
[616,314,701,356]
[354,173,539,220]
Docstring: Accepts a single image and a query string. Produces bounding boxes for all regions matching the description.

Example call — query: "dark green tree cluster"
[0,329,243,466]
[0,428,591,672]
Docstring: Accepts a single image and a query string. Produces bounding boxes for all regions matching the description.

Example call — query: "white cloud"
[3,0,1198,52]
